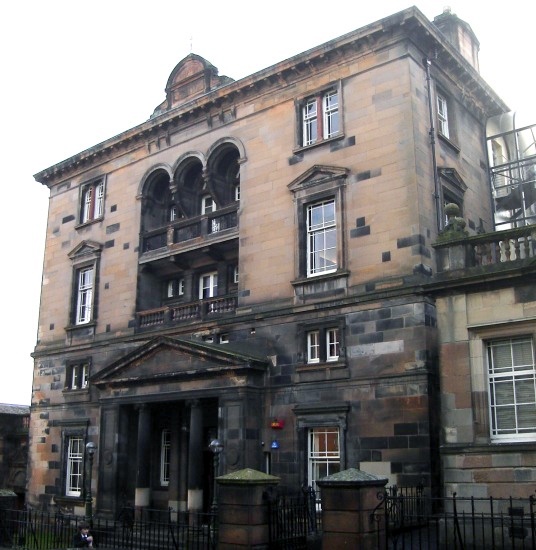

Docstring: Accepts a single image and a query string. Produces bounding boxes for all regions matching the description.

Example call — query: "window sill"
[75,217,104,230]
[293,133,345,154]
[53,495,84,509]
[65,322,97,341]
[438,133,460,154]
[440,440,536,454]
[296,361,349,383]
[292,270,349,299]
[62,388,91,402]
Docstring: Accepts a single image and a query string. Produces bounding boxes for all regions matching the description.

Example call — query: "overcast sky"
[1,0,534,406]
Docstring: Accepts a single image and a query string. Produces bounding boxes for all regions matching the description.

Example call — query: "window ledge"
[62,388,91,402]
[440,441,536,454]
[53,495,84,507]
[297,360,347,372]
[75,217,104,230]
[438,133,460,154]
[293,133,345,154]
[296,361,349,383]
[65,322,97,341]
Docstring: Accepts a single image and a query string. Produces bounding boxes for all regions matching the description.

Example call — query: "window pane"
[487,337,536,440]
[323,91,339,139]
[303,98,318,146]
[307,201,337,276]
[308,427,340,495]
[66,436,84,496]
[76,267,94,324]
[307,331,320,363]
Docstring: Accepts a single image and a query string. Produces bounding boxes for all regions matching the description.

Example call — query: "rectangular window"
[307,330,320,363]
[199,272,218,299]
[160,429,171,486]
[326,328,340,362]
[66,436,84,497]
[323,91,339,139]
[67,363,89,390]
[306,326,341,364]
[201,195,216,214]
[308,427,340,494]
[487,337,536,442]
[301,89,339,147]
[167,278,184,298]
[75,266,94,325]
[80,180,104,224]
[307,200,337,276]
[437,94,450,139]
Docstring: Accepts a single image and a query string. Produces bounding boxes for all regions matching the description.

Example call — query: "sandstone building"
[29,7,536,516]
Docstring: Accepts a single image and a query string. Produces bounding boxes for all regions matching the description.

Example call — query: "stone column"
[178,414,189,512]
[187,400,203,512]
[217,468,280,549]
[317,468,388,550]
[135,405,152,510]
[168,407,181,516]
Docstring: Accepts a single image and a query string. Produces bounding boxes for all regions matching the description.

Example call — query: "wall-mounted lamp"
[270,419,284,429]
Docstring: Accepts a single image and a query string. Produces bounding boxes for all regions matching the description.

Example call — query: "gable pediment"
[68,240,103,260]
[92,336,268,388]
[288,165,349,193]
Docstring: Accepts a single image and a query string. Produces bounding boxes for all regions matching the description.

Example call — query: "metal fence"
[0,507,217,550]
[267,486,321,550]
[373,487,536,549]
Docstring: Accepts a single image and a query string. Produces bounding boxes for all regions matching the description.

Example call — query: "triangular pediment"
[438,167,467,192]
[288,165,349,193]
[68,240,103,260]
[92,336,269,388]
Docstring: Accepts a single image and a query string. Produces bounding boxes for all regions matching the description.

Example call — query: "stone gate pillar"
[317,468,388,549]
[216,468,279,549]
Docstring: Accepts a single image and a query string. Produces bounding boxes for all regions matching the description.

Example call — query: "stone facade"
[28,6,535,517]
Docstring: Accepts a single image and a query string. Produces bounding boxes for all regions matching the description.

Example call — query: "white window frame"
[160,429,171,486]
[308,427,340,494]
[66,436,84,497]
[307,200,337,277]
[301,89,339,147]
[326,328,340,362]
[302,98,318,146]
[307,330,320,364]
[199,272,218,299]
[76,266,94,325]
[487,336,536,442]
[69,363,88,390]
[81,180,104,224]
[201,195,216,215]
[323,90,339,140]
[234,184,240,202]
[167,278,184,298]
[233,265,239,284]
[437,94,450,139]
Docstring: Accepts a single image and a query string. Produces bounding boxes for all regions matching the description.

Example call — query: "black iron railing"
[0,507,217,550]
[371,489,536,549]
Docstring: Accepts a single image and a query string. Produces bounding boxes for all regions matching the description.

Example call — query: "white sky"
[1,0,534,405]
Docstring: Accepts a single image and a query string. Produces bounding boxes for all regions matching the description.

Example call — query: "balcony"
[140,205,238,260]
[434,224,536,273]
[137,294,238,330]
